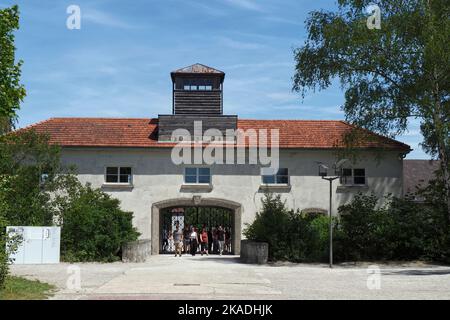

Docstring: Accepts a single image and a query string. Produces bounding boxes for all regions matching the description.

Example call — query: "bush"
[55,182,140,262]
[337,194,393,260]
[244,194,334,262]
[337,193,450,262]
[243,194,290,261]
[246,191,450,264]
[0,214,8,289]
[0,212,21,289]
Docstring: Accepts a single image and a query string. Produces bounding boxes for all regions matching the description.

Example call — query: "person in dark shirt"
[217,225,225,256]
[183,224,191,254]
[207,228,213,253]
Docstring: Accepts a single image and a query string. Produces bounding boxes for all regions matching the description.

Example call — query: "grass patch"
[0,276,55,300]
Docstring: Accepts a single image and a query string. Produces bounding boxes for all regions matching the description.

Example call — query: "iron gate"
[160,206,233,254]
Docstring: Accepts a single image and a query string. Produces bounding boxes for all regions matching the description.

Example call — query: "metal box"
[6,226,61,264]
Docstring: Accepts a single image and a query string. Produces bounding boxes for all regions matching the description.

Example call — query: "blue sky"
[3,0,426,158]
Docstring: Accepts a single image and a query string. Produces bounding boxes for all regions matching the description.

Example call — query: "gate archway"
[151,198,242,255]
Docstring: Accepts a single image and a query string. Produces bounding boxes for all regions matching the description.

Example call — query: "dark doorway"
[160,206,233,255]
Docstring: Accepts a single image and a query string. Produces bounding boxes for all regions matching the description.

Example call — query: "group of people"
[163,223,231,257]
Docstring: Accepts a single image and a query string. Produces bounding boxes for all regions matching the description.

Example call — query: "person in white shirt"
[190,227,198,256]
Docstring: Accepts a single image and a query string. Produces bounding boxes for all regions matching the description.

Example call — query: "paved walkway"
[9,255,450,300]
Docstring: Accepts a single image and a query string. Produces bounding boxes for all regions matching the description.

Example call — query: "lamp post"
[318,163,340,268]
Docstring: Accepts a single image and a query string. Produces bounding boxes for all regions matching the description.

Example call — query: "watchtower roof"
[171,63,224,75]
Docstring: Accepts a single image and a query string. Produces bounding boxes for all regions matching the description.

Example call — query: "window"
[341,168,366,185]
[182,79,213,91]
[105,167,132,184]
[184,167,211,184]
[261,168,289,185]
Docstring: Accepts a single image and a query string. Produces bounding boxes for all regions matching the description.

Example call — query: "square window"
[105,167,132,184]
[184,167,211,184]
[261,167,288,185]
[340,168,366,185]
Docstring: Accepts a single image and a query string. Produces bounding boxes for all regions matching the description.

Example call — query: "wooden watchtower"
[170,63,225,115]
[158,64,237,142]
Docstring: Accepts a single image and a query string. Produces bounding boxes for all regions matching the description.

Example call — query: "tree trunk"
[431,75,450,221]
[441,158,450,222]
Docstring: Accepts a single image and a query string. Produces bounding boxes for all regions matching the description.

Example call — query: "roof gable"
[171,63,224,75]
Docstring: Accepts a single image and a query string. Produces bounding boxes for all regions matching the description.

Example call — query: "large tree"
[293,0,450,217]
[0,5,25,134]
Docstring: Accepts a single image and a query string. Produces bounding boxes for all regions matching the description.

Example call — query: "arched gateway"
[151,198,242,255]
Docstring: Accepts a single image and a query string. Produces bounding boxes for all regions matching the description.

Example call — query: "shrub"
[0,213,8,289]
[0,211,21,289]
[243,194,290,261]
[244,194,334,262]
[337,194,393,260]
[337,192,450,262]
[55,183,140,262]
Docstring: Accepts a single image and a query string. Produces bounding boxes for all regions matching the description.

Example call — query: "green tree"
[293,0,450,216]
[0,130,63,226]
[0,130,140,262]
[0,5,26,134]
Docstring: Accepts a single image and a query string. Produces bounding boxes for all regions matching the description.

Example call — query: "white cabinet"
[7,226,61,264]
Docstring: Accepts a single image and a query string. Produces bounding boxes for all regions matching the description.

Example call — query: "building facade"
[26,64,410,255]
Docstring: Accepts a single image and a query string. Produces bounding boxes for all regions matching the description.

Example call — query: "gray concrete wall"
[60,147,404,251]
[122,239,151,262]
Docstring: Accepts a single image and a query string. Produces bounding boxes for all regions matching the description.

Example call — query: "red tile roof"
[16,118,410,150]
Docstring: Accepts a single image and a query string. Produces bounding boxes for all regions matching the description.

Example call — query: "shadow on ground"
[382,269,450,276]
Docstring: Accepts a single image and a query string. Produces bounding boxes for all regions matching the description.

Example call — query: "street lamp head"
[334,159,350,176]
[335,159,350,169]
